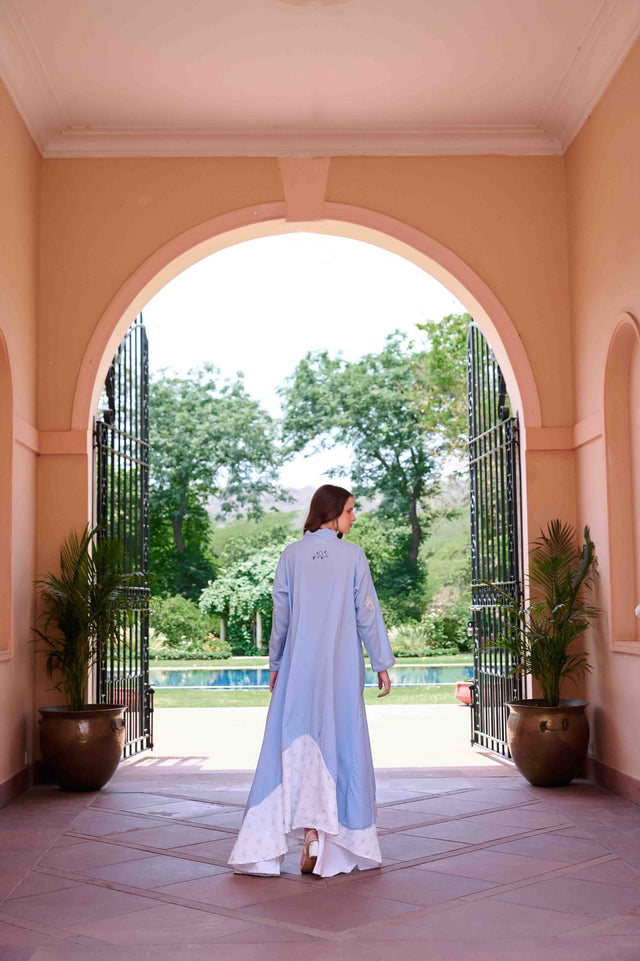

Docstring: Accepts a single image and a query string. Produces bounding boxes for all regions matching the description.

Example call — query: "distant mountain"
[207,485,381,521]
[207,485,315,519]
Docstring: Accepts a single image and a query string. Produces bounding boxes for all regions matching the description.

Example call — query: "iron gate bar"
[94,317,152,758]
[467,322,524,757]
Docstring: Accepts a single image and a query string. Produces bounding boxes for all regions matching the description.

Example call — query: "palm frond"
[32,525,148,710]
[482,518,599,706]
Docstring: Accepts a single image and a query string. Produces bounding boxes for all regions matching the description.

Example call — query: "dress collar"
[305,528,338,538]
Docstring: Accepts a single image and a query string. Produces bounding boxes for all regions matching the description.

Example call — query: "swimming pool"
[149,664,473,690]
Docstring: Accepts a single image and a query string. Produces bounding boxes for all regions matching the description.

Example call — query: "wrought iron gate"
[94,316,152,757]
[467,323,524,756]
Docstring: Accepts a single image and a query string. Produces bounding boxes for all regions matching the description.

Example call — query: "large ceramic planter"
[39,705,127,791]
[506,699,589,787]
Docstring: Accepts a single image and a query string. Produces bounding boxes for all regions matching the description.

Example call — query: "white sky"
[143,233,463,489]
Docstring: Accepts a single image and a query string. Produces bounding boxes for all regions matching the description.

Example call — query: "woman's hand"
[377,670,391,697]
[269,670,278,693]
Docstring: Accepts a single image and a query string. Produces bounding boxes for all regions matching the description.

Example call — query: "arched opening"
[76,214,536,766]
[72,207,541,435]
[604,313,640,647]
[0,330,13,658]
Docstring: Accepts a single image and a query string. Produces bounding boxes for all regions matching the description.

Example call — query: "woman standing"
[228,484,395,878]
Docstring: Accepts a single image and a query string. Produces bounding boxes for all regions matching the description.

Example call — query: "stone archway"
[71,204,542,436]
[73,206,543,759]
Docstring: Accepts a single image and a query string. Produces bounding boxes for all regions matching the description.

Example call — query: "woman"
[228,484,395,878]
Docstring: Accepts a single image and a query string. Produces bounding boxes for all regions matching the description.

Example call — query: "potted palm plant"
[487,519,599,786]
[34,526,146,791]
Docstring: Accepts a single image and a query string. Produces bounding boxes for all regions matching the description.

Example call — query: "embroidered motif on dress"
[364,594,374,611]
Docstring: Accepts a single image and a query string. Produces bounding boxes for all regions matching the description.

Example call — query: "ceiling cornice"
[41,125,562,158]
[538,0,640,148]
[0,0,638,159]
[0,0,64,152]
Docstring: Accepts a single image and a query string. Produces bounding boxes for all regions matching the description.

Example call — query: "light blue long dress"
[228,527,395,877]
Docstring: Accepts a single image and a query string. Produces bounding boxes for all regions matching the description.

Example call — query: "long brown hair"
[303,484,352,539]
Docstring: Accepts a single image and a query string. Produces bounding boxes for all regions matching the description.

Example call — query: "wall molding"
[524,414,604,452]
[574,411,604,448]
[585,754,640,807]
[18,414,606,457]
[14,417,91,456]
[39,429,90,456]
[611,640,640,656]
[14,414,38,453]
[0,764,32,809]
[41,125,563,159]
[524,426,574,451]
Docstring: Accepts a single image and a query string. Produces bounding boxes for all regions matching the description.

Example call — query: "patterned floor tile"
[82,853,228,887]
[1,883,157,926]
[157,871,308,907]
[67,902,256,944]
[241,888,420,931]
[495,875,640,918]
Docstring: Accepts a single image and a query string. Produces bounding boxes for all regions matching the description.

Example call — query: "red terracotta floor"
[2,756,640,960]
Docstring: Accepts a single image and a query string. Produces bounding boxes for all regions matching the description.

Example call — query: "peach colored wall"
[0,78,40,790]
[38,158,284,432]
[33,151,579,719]
[327,157,572,429]
[567,34,640,783]
[0,332,12,656]
[39,155,572,431]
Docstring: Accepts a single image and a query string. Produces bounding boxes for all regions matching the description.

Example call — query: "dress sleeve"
[354,548,395,673]
[269,550,291,672]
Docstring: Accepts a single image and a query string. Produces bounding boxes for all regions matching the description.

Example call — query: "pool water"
[149,664,473,690]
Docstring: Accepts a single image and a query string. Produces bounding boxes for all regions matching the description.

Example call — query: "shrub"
[150,594,216,648]
[421,609,470,653]
[387,609,470,658]
[387,623,432,657]
[152,633,233,661]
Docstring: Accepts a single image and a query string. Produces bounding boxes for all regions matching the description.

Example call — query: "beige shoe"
[300,831,319,873]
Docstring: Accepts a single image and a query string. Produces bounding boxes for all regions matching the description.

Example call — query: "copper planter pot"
[39,705,127,792]
[506,699,589,787]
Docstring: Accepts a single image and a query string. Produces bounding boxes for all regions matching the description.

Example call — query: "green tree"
[278,314,470,570]
[149,364,285,600]
[347,512,427,624]
[149,499,217,601]
[200,536,294,652]
[415,312,469,454]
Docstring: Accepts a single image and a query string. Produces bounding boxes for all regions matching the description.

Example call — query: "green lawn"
[153,684,463,708]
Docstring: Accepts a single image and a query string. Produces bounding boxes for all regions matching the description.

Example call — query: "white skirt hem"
[228,733,381,877]
[232,828,381,878]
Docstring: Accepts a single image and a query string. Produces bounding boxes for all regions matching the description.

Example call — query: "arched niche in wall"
[604,313,640,648]
[0,330,13,657]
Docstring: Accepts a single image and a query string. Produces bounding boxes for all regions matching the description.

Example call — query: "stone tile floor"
[2,756,640,960]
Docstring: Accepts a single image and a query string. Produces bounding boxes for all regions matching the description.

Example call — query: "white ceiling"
[1,0,639,157]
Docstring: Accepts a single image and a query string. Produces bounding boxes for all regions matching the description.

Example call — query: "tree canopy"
[199,537,293,649]
[278,313,470,570]
[149,363,285,599]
